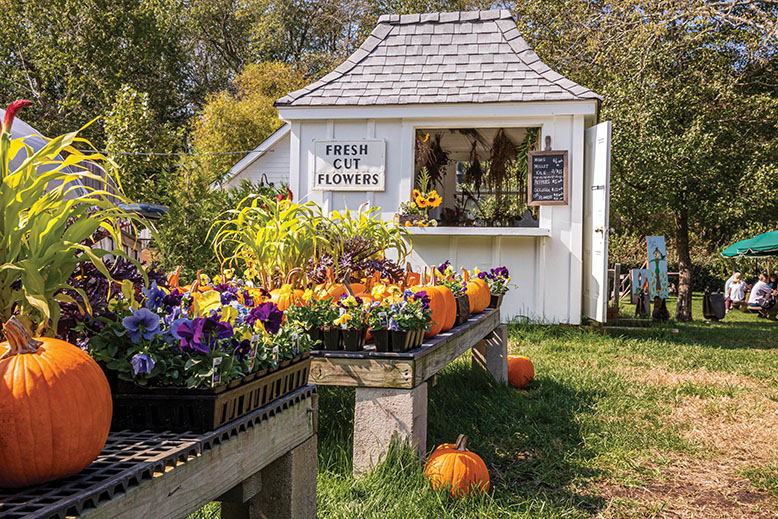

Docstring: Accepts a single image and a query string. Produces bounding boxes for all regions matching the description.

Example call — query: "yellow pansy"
[199,273,211,285]
[223,269,234,280]
[194,290,222,316]
[253,320,267,334]
[334,314,351,326]
[371,285,387,300]
[220,305,238,325]
[302,289,314,303]
[473,267,481,275]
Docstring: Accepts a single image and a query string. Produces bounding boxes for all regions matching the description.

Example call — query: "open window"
[411,127,540,227]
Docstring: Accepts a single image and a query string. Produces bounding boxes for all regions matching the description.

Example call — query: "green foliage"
[191,62,306,182]
[212,193,325,289]
[104,85,185,204]
[0,125,144,334]
[154,179,281,284]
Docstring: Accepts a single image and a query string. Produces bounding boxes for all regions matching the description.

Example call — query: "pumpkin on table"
[437,285,457,332]
[424,434,490,497]
[507,355,534,389]
[0,317,112,488]
[270,268,306,311]
[463,270,490,314]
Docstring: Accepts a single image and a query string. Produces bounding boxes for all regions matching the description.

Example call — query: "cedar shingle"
[275,9,601,107]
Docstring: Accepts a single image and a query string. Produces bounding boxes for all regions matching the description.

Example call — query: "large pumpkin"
[413,285,448,338]
[0,317,112,488]
[465,280,490,314]
[507,355,534,389]
[270,285,304,311]
[424,435,490,497]
[437,285,457,332]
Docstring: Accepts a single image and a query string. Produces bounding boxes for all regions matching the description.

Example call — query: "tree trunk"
[674,209,693,322]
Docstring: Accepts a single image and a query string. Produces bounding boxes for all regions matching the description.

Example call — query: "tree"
[512,0,778,321]
[104,86,185,204]
[190,62,306,182]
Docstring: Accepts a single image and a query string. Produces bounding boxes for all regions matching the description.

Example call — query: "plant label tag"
[212,357,223,387]
[273,345,279,364]
[248,334,260,371]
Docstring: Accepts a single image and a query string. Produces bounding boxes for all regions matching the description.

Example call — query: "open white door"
[583,121,612,322]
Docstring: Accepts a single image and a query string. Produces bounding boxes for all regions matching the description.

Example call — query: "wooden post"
[612,263,621,309]
[472,325,508,383]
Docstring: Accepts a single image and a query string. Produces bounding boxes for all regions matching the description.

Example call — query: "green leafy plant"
[0,101,145,334]
[211,193,325,290]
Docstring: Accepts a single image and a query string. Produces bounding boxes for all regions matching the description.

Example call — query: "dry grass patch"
[593,364,778,517]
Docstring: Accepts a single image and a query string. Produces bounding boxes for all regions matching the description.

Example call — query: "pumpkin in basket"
[424,434,490,497]
[0,317,112,488]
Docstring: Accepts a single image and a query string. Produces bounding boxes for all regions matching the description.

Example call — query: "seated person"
[770,273,778,291]
[748,274,772,308]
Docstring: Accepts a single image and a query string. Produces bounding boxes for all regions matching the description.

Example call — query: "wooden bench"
[309,308,506,475]
[0,385,318,519]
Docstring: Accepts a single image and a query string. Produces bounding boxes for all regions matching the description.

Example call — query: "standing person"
[748,274,772,308]
[724,270,739,311]
[727,272,745,312]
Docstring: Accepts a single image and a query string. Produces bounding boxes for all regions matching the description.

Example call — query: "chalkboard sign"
[528,150,568,206]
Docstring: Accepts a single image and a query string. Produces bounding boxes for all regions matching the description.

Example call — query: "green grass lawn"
[194,294,778,518]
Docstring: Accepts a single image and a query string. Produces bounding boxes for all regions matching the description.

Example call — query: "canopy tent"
[721,230,778,257]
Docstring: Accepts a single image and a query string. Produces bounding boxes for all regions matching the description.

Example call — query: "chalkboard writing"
[528,150,568,206]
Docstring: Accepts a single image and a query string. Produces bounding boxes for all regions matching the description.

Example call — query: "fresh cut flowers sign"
[313,139,385,191]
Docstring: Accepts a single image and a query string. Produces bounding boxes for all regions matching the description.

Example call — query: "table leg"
[352,383,428,476]
[221,435,318,519]
[472,324,508,383]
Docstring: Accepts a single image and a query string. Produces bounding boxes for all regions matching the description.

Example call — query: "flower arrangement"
[398,167,442,227]
[368,289,432,332]
[477,266,512,295]
[83,275,311,388]
[436,261,467,297]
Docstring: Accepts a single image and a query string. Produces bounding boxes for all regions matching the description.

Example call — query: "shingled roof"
[276,9,600,107]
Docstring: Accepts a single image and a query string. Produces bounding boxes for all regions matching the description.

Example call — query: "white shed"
[270,9,612,324]
[223,123,291,188]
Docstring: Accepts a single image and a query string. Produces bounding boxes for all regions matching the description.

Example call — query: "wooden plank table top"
[0,385,317,519]
[310,309,500,389]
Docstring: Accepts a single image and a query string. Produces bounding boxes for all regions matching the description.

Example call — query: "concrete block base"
[472,324,508,383]
[352,383,428,476]
[222,435,318,519]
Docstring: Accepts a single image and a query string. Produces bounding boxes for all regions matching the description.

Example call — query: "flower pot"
[455,295,470,326]
[342,327,367,352]
[372,329,390,352]
[394,214,420,226]
[415,328,425,348]
[390,330,413,352]
[322,327,341,350]
[488,293,504,309]
[306,327,323,347]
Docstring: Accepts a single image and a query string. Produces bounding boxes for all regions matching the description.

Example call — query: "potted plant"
[285,296,337,349]
[478,267,512,308]
[396,167,443,227]
[437,261,470,326]
[334,295,368,351]
[368,289,431,352]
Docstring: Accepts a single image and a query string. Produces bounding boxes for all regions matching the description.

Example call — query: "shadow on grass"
[315,355,606,516]
[428,361,605,515]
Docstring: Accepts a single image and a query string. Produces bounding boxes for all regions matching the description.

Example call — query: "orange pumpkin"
[422,285,448,338]
[270,285,304,311]
[507,355,534,389]
[437,285,457,332]
[424,435,490,497]
[465,280,489,314]
[0,317,112,488]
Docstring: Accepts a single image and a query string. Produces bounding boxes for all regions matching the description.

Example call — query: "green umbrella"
[721,230,778,257]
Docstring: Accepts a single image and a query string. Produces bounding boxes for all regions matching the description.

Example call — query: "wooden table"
[0,385,318,519]
[310,309,507,475]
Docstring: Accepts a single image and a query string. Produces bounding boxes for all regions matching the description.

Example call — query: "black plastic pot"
[390,330,413,352]
[342,327,367,352]
[488,293,504,309]
[321,327,341,350]
[306,327,323,348]
[372,329,390,352]
[455,295,470,326]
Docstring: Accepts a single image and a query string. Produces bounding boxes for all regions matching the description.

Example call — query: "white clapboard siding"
[225,126,291,188]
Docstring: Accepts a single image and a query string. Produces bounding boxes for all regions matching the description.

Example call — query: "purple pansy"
[245,302,283,334]
[131,353,155,375]
[492,266,509,279]
[176,316,233,354]
[242,290,254,307]
[122,308,161,344]
[163,289,184,309]
[143,282,167,311]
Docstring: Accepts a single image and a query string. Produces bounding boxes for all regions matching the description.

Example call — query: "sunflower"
[413,189,421,200]
[415,196,428,208]
[426,191,442,208]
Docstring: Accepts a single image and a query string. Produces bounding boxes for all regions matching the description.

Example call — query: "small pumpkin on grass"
[0,317,112,488]
[424,434,490,497]
[508,355,535,389]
